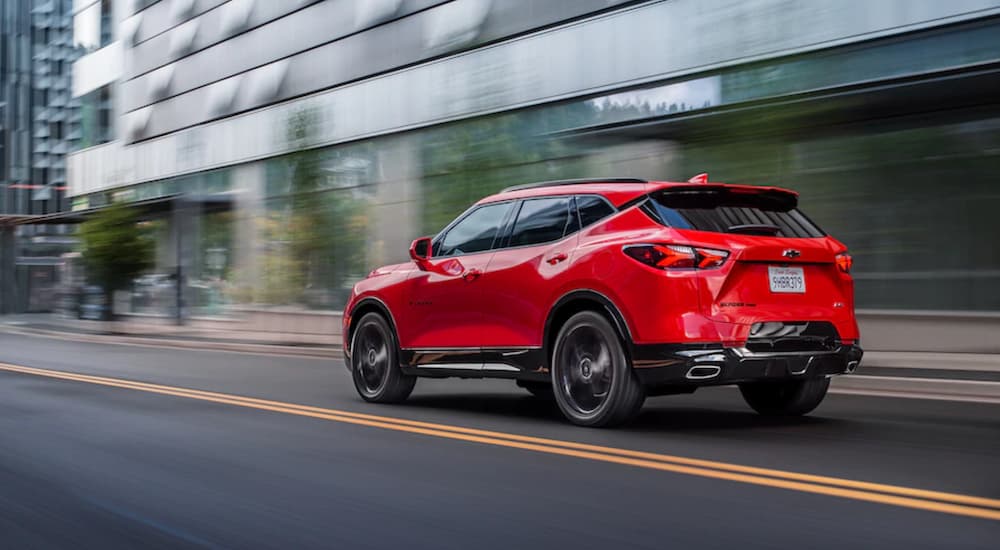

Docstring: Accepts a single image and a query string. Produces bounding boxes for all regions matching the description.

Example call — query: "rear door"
[479,196,580,349]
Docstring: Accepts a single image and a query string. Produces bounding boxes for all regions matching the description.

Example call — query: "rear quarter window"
[575,195,616,229]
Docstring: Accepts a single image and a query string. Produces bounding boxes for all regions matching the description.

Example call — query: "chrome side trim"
[416,363,482,370]
[400,346,542,352]
[483,363,520,372]
[414,363,521,372]
[401,347,479,352]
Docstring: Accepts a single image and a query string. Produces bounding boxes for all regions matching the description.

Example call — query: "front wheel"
[551,311,645,427]
[739,378,830,416]
[350,313,416,403]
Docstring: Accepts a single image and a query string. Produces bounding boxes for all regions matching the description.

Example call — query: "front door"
[400,201,515,370]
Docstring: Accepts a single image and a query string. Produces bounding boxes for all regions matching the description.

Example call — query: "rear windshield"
[643,188,825,238]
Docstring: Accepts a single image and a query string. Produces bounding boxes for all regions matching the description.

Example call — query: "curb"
[832,375,1000,404]
[861,351,1000,373]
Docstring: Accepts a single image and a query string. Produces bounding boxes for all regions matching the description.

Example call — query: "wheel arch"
[347,296,399,359]
[543,290,634,365]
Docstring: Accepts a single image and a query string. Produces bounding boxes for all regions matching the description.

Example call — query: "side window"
[433,202,513,257]
[576,195,616,229]
[508,197,575,248]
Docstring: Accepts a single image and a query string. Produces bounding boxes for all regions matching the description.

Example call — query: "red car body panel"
[402,250,495,348]
[344,179,861,384]
[475,234,580,348]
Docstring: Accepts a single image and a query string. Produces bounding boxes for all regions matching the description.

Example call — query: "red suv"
[343,176,862,426]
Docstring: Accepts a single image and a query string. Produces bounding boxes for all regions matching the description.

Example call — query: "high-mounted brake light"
[836,253,853,274]
[623,244,729,270]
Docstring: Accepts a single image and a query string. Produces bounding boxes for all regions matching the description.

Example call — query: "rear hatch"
[644,185,854,329]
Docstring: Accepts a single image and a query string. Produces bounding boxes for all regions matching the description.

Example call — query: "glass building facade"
[67,0,1000,317]
[0,0,80,314]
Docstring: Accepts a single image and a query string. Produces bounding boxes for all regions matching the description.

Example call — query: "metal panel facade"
[69,0,1000,195]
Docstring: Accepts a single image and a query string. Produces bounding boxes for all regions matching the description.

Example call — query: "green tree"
[78,202,155,313]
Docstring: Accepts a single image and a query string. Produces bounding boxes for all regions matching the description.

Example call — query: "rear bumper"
[631,343,863,389]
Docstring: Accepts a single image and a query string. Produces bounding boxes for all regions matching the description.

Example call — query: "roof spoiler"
[654,185,798,211]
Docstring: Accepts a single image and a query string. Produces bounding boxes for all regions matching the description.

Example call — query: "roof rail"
[500,177,648,193]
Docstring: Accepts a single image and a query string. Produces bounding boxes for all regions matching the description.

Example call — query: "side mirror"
[409,237,432,269]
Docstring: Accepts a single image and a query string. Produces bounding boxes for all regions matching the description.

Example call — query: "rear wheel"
[350,313,416,403]
[551,311,645,427]
[739,378,829,416]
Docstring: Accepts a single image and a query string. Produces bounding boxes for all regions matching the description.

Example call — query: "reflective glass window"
[509,197,574,247]
[576,195,616,229]
[434,202,513,257]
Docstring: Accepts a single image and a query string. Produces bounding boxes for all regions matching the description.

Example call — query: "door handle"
[546,252,568,265]
[462,268,482,282]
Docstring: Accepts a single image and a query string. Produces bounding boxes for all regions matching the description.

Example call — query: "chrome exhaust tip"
[846,360,859,374]
[686,365,722,380]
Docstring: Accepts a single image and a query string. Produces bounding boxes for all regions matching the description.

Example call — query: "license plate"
[768,266,805,293]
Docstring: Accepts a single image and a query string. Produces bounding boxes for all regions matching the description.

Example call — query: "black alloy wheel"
[551,311,645,427]
[351,312,416,403]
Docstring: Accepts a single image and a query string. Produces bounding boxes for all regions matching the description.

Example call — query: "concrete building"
[65,0,1000,328]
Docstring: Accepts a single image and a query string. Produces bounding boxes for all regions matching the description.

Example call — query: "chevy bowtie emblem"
[783,249,801,258]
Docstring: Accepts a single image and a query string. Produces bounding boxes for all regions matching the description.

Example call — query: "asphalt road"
[0,332,997,549]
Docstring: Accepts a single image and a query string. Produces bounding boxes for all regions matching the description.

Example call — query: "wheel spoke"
[355,325,390,395]
[556,325,616,415]
[593,344,610,372]
[591,344,612,397]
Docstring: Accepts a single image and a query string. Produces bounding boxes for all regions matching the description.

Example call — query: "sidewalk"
[5,312,339,341]
[0,313,339,357]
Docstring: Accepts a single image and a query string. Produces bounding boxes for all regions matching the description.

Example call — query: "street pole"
[173,199,184,326]
[0,224,14,315]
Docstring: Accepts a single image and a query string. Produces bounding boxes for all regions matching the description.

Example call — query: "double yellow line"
[2,361,999,521]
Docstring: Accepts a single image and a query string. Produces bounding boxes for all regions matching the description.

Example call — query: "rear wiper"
[727,224,781,236]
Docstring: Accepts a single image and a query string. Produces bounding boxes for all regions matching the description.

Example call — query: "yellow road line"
[2,362,998,521]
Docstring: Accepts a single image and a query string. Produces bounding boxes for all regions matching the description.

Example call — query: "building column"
[231,162,266,304]
[0,225,16,315]
[370,135,421,267]
[170,198,200,324]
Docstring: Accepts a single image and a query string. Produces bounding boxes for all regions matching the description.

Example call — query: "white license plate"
[768,266,806,293]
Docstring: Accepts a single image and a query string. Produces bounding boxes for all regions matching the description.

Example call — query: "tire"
[350,312,416,403]
[739,378,830,416]
[550,311,645,427]
[518,381,554,400]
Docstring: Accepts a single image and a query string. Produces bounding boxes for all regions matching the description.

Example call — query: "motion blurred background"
[1,0,998,352]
